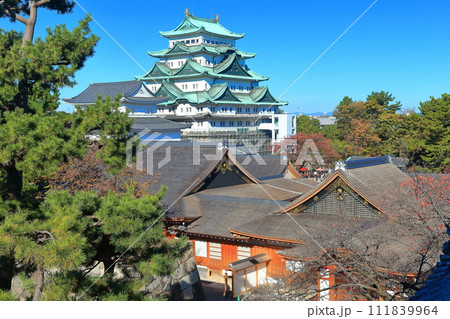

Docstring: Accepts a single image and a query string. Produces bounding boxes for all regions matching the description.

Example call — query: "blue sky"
[1,0,449,114]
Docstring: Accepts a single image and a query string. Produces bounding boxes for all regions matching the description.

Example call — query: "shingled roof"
[130,117,191,132]
[235,154,300,180]
[278,161,410,216]
[135,142,260,216]
[228,160,429,273]
[63,80,166,105]
[182,192,288,238]
[346,155,409,170]
[411,228,450,301]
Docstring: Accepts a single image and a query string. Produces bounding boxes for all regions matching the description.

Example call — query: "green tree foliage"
[0,17,102,200]
[331,91,449,171]
[0,5,187,300]
[410,94,450,172]
[296,115,320,134]
[337,96,354,108]
[0,188,189,300]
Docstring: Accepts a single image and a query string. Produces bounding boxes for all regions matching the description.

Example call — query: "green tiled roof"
[155,81,287,107]
[154,81,183,99]
[142,62,172,78]
[138,55,268,82]
[148,42,256,59]
[160,14,244,40]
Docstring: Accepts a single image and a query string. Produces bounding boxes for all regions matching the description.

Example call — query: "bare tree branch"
[35,0,52,7]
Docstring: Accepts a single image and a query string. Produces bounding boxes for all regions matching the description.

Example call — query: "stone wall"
[144,248,205,300]
[11,247,204,301]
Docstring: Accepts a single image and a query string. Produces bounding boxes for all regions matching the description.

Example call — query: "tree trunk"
[21,2,38,46]
[3,164,23,200]
[0,254,15,291]
[16,2,38,114]
[32,266,44,301]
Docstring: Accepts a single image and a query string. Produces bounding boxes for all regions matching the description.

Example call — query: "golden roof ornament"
[185,8,192,16]
[213,14,219,22]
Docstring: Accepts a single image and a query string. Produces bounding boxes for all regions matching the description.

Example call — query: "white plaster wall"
[174,80,210,92]
[176,103,198,115]
[145,83,161,93]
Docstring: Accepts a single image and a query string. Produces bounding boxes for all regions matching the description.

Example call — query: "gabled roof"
[138,57,268,82]
[63,80,156,105]
[136,143,259,213]
[213,53,250,77]
[156,81,286,107]
[159,14,245,40]
[229,161,410,241]
[174,58,208,76]
[154,81,183,99]
[277,162,410,216]
[248,86,279,103]
[148,42,256,59]
[141,62,172,79]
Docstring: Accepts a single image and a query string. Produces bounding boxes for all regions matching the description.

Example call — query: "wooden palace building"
[134,140,435,299]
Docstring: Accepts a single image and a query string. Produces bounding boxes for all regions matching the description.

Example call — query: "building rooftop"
[154,81,285,107]
[130,116,191,132]
[411,228,450,301]
[62,80,166,105]
[138,55,269,82]
[159,13,245,40]
[148,41,256,59]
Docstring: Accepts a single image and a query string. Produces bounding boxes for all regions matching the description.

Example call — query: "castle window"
[237,107,242,112]
[245,121,250,126]
[253,107,258,113]
[229,121,234,126]
[220,121,226,126]
[238,121,243,126]
[211,107,216,112]
[245,107,250,113]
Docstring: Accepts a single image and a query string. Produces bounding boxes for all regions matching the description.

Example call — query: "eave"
[228,228,303,245]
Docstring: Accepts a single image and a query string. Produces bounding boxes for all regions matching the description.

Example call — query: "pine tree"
[0,4,189,300]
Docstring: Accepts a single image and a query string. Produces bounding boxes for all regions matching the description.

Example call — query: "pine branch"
[31,230,56,245]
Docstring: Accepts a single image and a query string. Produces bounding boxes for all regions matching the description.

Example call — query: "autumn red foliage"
[48,146,159,198]
[274,132,341,168]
